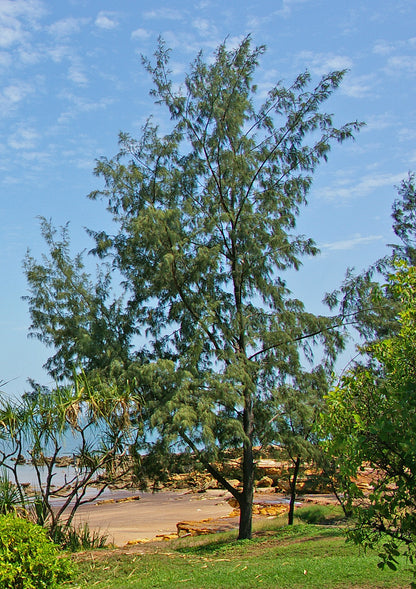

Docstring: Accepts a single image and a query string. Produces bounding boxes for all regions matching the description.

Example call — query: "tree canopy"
[23,218,133,380]
[322,262,416,577]
[24,36,362,539]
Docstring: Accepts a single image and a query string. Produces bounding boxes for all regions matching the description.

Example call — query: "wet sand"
[72,489,238,546]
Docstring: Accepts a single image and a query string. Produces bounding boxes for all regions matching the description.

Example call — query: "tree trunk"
[238,486,253,539]
[288,455,301,526]
[239,398,255,539]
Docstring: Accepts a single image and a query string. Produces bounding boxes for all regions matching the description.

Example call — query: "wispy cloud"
[321,234,383,251]
[386,55,416,74]
[373,37,416,76]
[57,94,114,124]
[143,8,185,21]
[341,73,376,98]
[374,36,416,55]
[320,172,406,200]
[159,29,219,55]
[191,17,218,38]
[67,62,88,86]
[363,113,395,132]
[0,81,34,115]
[398,127,416,142]
[247,0,310,28]
[297,51,353,75]
[95,11,119,30]
[194,0,213,8]
[0,0,44,49]
[275,0,310,18]
[373,40,395,56]
[131,28,151,41]
[0,51,12,67]
[8,124,38,149]
[48,17,89,39]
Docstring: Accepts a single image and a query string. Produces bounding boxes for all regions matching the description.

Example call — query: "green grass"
[58,510,413,589]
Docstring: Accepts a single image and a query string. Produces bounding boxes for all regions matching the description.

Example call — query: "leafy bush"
[51,522,109,551]
[295,505,329,524]
[0,470,24,515]
[0,514,73,588]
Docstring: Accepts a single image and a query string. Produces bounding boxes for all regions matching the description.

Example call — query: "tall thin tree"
[84,37,361,539]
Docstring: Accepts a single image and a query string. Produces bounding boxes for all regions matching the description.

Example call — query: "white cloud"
[8,125,38,149]
[321,234,383,251]
[372,38,416,76]
[191,18,217,38]
[67,63,88,86]
[143,8,184,20]
[46,44,73,64]
[363,113,395,132]
[0,0,44,21]
[0,0,44,48]
[320,172,406,200]
[0,81,33,114]
[48,17,89,39]
[341,74,375,98]
[297,51,353,75]
[95,11,119,30]
[247,0,310,27]
[131,28,151,41]
[275,0,310,18]
[18,47,41,64]
[373,40,395,56]
[0,23,24,48]
[160,30,219,55]
[57,94,114,124]
[386,55,416,74]
[398,127,416,142]
[374,36,416,55]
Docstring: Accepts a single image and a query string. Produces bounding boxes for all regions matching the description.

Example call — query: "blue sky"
[1,0,415,392]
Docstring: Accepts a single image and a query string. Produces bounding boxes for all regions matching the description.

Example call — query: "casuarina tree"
[25,37,362,539]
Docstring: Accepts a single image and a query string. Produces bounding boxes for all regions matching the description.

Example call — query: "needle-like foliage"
[84,37,361,538]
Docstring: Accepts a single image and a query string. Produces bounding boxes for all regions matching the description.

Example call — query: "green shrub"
[0,514,73,588]
[295,505,328,524]
[0,470,25,515]
[51,522,109,551]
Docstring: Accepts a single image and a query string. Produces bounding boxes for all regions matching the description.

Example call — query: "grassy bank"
[59,507,412,588]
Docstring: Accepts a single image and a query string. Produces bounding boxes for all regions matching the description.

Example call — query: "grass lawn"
[58,507,413,589]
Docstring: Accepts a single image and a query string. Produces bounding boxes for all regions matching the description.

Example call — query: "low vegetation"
[58,507,412,588]
[0,514,72,589]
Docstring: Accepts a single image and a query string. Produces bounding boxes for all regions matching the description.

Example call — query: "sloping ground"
[71,487,339,547]
[72,489,237,546]
[70,456,375,547]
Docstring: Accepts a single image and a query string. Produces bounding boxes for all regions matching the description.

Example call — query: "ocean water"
[4,463,79,488]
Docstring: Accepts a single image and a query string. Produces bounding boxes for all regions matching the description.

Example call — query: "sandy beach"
[72,489,241,546]
[68,488,337,547]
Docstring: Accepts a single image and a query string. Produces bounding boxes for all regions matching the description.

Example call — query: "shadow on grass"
[176,523,345,556]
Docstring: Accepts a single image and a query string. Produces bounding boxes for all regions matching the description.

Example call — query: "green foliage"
[0,470,25,515]
[23,219,133,380]
[265,366,329,523]
[325,173,416,344]
[25,36,362,540]
[0,372,141,536]
[391,172,416,264]
[89,37,360,538]
[50,522,108,552]
[0,514,72,588]
[58,523,411,588]
[321,262,416,579]
[294,504,343,524]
